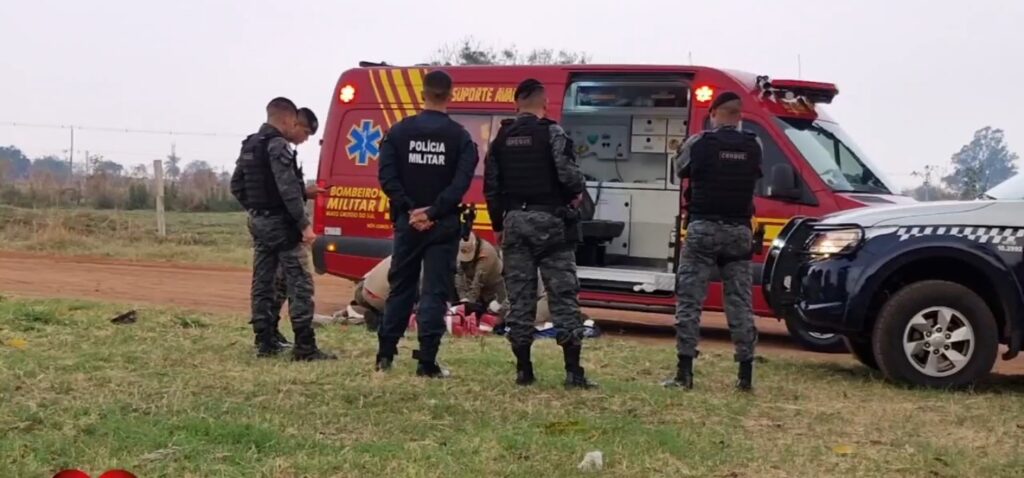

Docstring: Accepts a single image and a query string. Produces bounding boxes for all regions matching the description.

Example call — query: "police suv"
[763,199,1024,388]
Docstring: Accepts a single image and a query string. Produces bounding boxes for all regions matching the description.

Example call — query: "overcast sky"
[2,0,1021,189]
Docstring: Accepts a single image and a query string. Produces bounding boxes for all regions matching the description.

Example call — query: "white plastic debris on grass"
[578,451,604,472]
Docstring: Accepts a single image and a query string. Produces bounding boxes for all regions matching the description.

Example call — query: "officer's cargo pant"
[271,247,313,333]
[502,210,584,348]
[378,214,459,364]
[248,215,316,349]
[675,219,758,362]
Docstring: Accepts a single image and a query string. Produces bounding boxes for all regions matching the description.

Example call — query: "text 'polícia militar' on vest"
[408,140,447,166]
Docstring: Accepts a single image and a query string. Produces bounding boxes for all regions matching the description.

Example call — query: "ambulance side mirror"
[766,163,801,201]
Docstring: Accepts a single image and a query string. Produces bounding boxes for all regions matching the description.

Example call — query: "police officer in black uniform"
[667,91,762,391]
[231,97,336,361]
[376,70,479,377]
[268,107,326,348]
[484,79,595,389]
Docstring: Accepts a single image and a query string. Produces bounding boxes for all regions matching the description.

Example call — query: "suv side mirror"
[766,163,801,200]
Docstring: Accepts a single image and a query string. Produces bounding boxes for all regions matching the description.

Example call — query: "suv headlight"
[806,228,863,256]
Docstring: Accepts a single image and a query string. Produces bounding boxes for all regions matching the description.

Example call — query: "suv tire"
[842,335,878,370]
[872,280,998,388]
[783,314,847,353]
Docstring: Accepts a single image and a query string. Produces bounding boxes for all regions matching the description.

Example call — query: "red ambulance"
[310,63,910,352]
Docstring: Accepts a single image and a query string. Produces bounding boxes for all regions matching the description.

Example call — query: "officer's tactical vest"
[687,128,761,222]
[492,115,564,208]
[233,126,287,211]
[393,116,463,210]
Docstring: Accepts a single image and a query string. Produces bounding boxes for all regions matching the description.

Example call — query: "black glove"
[462,301,487,317]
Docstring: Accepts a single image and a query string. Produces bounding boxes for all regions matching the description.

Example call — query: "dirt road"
[2,251,1021,373]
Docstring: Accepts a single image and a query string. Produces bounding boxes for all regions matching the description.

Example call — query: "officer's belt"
[688,214,751,226]
[247,208,286,217]
[506,203,561,214]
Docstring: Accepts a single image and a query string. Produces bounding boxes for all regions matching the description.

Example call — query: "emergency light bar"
[756,75,839,105]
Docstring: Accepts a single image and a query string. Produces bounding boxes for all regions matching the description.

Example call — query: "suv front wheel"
[872,280,998,388]
[783,314,847,353]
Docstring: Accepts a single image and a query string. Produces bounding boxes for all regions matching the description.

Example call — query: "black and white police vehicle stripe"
[896,226,1024,248]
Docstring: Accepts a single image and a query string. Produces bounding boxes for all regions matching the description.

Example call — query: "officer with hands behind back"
[484,78,596,389]
[667,91,762,391]
[376,70,479,378]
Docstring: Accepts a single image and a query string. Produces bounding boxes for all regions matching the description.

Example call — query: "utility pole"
[912,165,940,201]
[154,159,166,237]
[69,127,75,173]
[797,54,803,79]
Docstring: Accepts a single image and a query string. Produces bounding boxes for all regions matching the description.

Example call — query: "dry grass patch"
[0,205,251,266]
[2,297,1024,477]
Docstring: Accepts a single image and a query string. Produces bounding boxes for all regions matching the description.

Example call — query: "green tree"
[943,127,1019,199]
[0,145,31,180]
[431,37,590,66]
[165,151,182,181]
[92,159,124,177]
[126,182,152,210]
[30,155,72,182]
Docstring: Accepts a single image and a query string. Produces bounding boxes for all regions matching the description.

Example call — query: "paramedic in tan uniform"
[456,232,552,324]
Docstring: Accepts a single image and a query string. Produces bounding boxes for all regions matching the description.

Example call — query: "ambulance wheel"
[842,335,878,370]
[872,281,998,389]
[784,314,847,353]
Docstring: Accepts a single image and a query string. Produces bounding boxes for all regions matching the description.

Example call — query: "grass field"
[0,206,251,266]
[3,297,1024,477]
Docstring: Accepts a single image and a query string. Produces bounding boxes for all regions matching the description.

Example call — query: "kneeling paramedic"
[484,78,596,389]
[669,91,761,391]
[376,70,479,378]
[455,232,554,326]
[231,98,336,361]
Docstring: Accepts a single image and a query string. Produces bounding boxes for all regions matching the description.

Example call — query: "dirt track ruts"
[2,251,1021,373]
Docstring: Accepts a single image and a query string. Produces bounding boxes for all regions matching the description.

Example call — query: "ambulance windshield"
[778,118,897,194]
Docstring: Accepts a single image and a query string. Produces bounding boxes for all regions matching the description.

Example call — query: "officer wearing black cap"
[231,98,335,361]
[376,70,479,378]
[268,107,327,348]
[665,91,762,391]
[484,78,595,389]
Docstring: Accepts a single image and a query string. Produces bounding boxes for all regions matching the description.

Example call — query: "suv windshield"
[985,173,1024,199]
[777,118,897,194]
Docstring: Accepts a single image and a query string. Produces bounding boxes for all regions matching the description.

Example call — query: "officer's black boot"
[273,329,292,348]
[291,328,337,362]
[254,320,283,358]
[413,337,450,379]
[415,361,451,378]
[255,334,283,358]
[562,344,598,390]
[661,355,694,390]
[375,355,393,372]
[375,337,397,372]
[512,344,535,386]
[737,360,754,392]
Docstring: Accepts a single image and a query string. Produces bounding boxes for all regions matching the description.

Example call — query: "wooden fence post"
[153,159,166,237]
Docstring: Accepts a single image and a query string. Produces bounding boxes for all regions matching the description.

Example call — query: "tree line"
[0,145,240,212]
[903,127,1018,201]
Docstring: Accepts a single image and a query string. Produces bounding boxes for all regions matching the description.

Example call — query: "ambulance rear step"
[577,266,676,294]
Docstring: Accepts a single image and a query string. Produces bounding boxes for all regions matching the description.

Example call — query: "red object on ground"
[408,305,499,337]
[53,471,90,478]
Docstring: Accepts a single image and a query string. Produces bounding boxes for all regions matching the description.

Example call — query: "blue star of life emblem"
[346,120,383,166]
